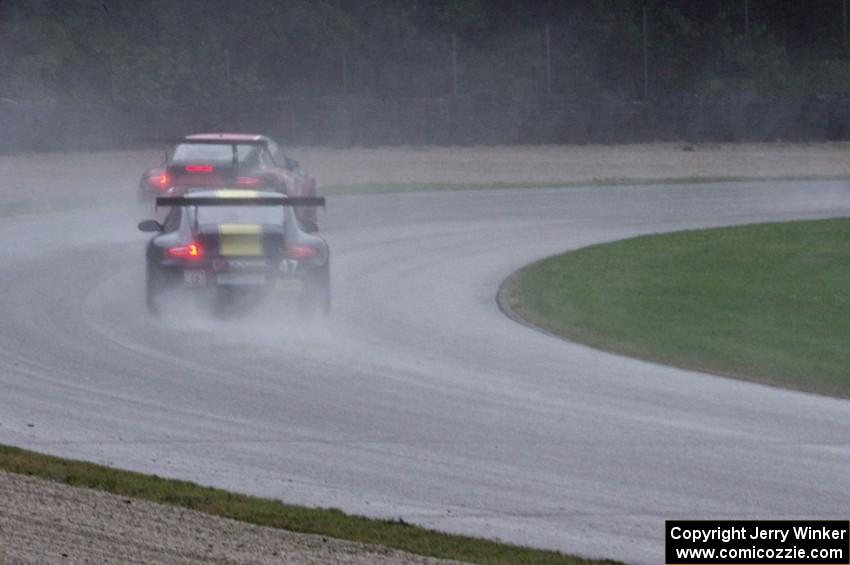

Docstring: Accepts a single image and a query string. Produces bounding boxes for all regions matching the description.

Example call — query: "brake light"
[235,176,262,186]
[167,242,202,260]
[145,172,170,189]
[186,165,213,172]
[285,244,316,258]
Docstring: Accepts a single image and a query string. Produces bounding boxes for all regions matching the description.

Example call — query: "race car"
[138,134,320,231]
[138,189,329,316]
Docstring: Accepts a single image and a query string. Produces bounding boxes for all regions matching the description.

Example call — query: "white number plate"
[183,269,207,287]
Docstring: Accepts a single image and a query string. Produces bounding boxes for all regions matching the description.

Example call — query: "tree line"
[2,0,850,107]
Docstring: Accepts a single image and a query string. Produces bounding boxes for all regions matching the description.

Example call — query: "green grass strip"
[4,174,850,219]
[505,218,850,398]
[0,444,619,565]
[321,174,850,195]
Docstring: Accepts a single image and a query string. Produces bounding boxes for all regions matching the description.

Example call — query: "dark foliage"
[3,1,850,150]
[2,0,850,104]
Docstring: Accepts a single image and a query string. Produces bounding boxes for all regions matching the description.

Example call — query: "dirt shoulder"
[2,142,850,212]
[295,142,850,187]
[0,471,460,565]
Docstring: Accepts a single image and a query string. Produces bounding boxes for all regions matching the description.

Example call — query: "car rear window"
[195,205,284,226]
[173,143,257,164]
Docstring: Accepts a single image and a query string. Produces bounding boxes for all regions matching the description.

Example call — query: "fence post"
[342,52,348,96]
[545,23,552,96]
[451,34,458,95]
[643,6,649,100]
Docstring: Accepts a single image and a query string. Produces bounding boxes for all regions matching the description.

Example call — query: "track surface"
[1,182,849,564]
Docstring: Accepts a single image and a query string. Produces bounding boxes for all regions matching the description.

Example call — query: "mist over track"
[1,178,849,564]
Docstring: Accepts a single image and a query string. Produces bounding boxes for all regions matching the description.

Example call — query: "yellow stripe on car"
[214,189,260,198]
[219,224,262,256]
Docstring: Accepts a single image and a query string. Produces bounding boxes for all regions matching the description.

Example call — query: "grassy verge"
[504,218,850,398]
[3,170,849,220]
[322,174,850,195]
[0,444,618,565]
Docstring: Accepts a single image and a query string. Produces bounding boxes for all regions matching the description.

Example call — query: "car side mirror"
[138,219,164,232]
[285,157,299,170]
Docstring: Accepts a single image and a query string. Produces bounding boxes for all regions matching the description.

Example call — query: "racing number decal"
[280,259,298,274]
[184,269,207,287]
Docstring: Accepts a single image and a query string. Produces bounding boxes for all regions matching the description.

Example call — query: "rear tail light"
[284,244,316,258]
[167,242,203,260]
[145,171,170,189]
[235,176,262,186]
[185,164,214,172]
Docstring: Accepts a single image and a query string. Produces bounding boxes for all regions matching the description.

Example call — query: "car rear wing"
[139,138,269,168]
[139,138,269,147]
[156,196,325,207]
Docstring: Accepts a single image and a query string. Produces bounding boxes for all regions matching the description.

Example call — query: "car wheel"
[317,266,331,315]
[213,285,234,318]
[145,263,162,314]
[138,184,156,210]
[301,182,320,232]
[299,265,330,318]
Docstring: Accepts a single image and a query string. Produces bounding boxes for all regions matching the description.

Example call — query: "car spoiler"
[139,138,269,147]
[138,138,269,168]
[156,196,325,207]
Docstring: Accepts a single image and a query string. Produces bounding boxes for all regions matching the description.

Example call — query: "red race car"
[139,133,320,231]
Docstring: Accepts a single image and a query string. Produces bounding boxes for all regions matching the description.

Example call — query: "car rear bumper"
[158,264,307,293]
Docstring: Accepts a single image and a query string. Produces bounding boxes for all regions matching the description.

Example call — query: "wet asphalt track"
[1,182,849,564]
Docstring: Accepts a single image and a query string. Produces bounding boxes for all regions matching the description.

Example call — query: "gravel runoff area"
[299,141,850,187]
[4,142,850,206]
[0,471,460,565]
